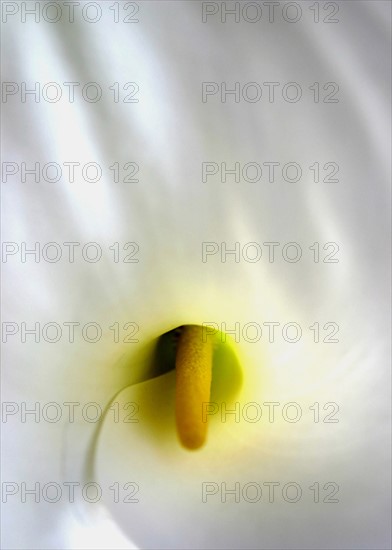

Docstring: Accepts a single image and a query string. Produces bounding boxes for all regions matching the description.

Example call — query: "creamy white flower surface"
[1,1,390,549]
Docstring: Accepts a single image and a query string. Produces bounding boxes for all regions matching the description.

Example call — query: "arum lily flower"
[2,2,390,549]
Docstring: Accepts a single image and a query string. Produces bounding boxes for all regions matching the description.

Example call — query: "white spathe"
[1,2,390,549]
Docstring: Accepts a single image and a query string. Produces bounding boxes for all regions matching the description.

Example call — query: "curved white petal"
[2,1,390,549]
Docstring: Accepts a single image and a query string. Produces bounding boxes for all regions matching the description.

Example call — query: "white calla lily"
[2,1,390,549]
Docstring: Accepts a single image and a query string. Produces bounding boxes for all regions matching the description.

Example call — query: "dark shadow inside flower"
[150,325,243,401]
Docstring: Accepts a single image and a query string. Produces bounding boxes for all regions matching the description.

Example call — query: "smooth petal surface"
[2,1,390,549]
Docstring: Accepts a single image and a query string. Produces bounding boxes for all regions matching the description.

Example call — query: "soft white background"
[1,1,391,549]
